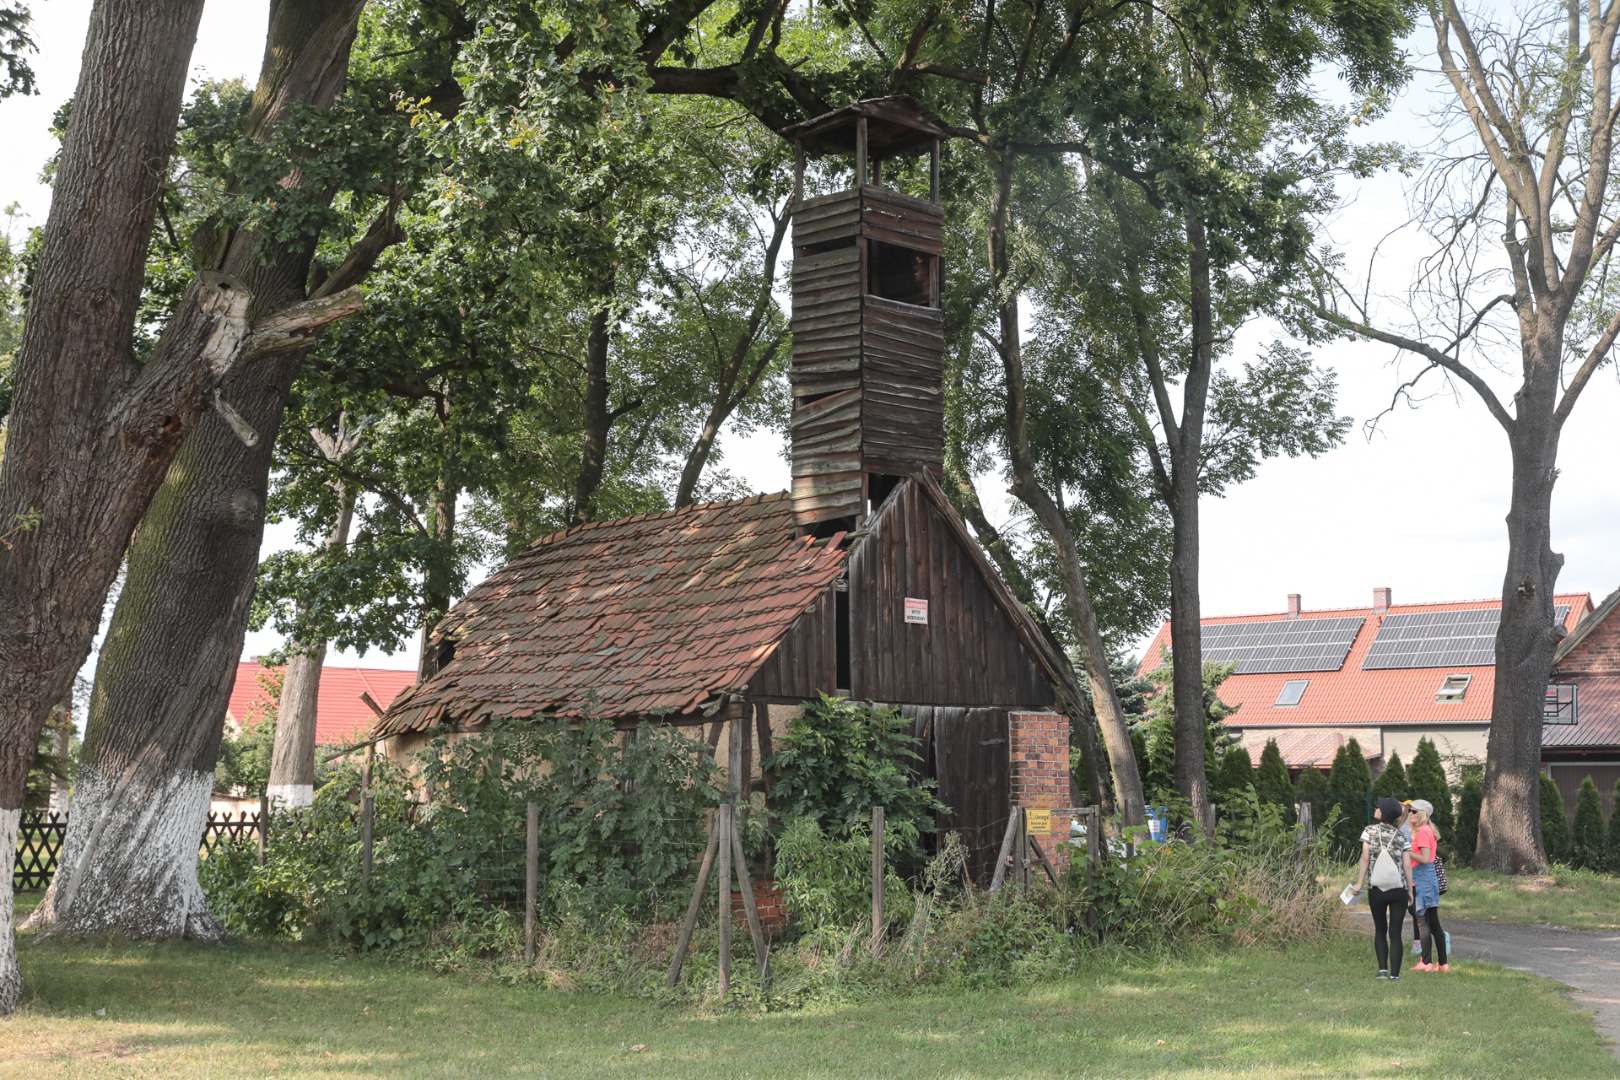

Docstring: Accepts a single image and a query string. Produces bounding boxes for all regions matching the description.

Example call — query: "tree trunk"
[23,0,370,946]
[417,475,458,680]
[985,159,1145,826]
[267,482,354,807]
[574,303,614,525]
[25,354,303,942]
[1476,369,1564,873]
[1168,210,1215,836]
[0,0,211,1012]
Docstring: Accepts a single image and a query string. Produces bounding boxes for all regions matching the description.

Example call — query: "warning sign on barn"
[904,597,929,624]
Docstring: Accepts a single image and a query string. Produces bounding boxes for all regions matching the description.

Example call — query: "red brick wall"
[1560,606,1620,676]
[1009,711,1072,876]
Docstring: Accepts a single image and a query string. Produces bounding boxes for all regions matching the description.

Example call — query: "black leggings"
[1369,886,1409,975]
[1417,905,1447,965]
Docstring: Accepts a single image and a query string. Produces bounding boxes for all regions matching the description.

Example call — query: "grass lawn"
[1439,865,1620,931]
[2,912,1613,1078]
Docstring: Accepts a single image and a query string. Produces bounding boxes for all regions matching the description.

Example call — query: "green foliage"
[1254,739,1295,822]
[1571,776,1607,871]
[1135,656,1239,801]
[24,707,73,810]
[1293,765,1329,825]
[1214,744,1254,802]
[1454,776,1483,867]
[764,694,945,862]
[1325,741,1371,858]
[200,718,721,948]
[774,817,909,932]
[1540,774,1571,865]
[212,668,281,798]
[1407,738,1454,839]
[1607,780,1620,873]
[1369,753,1406,801]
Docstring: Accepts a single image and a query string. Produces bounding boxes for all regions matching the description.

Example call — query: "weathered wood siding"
[927,706,1012,884]
[749,584,838,700]
[788,185,945,528]
[848,481,1055,707]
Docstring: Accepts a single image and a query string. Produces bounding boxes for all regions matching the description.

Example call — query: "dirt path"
[1353,911,1620,1058]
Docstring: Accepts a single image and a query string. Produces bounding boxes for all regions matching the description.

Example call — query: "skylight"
[1275,679,1309,707]
[1435,674,1473,703]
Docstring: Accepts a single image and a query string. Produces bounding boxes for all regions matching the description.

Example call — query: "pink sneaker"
[1438,964,1450,973]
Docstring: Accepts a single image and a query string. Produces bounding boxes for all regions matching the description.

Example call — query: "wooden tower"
[783,98,949,535]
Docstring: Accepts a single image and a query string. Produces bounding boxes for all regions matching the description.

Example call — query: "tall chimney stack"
[1373,587,1393,613]
[1287,594,1302,619]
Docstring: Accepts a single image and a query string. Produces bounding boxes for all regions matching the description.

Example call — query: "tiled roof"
[227,662,415,747]
[373,493,848,735]
[1543,676,1620,750]
[1235,727,1381,768]
[1138,593,1591,728]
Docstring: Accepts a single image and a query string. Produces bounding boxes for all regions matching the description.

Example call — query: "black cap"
[1376,797,1405,824]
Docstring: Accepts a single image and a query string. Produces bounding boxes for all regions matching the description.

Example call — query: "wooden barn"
[371,99,1079,878]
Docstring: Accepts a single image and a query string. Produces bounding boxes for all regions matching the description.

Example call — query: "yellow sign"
[1025,808,1051,835]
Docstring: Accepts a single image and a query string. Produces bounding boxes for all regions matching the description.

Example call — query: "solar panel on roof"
[1199,616,1364,674]
[1362,605,1570,670]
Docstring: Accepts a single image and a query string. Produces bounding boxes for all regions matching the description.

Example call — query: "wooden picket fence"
[13,808,267,891]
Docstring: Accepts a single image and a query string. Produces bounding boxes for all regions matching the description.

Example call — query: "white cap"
[1410,798,1434,815]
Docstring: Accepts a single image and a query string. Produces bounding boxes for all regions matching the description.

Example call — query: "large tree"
[1315,0,1620,872]
[26,0,378,943]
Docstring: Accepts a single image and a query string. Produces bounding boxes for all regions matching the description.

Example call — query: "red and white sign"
[904,597,929,625]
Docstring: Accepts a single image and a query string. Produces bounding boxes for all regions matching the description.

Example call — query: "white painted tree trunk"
[25,765,222,941]
[0,807,20,1013]
[267,645,325,809]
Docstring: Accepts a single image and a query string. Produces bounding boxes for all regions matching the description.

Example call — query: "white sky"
[3,1,1617,679]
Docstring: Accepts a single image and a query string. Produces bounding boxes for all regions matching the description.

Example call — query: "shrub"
[1453,776,1482,866]
[200,718,722,949]
[774,816,909,931]
[1214,745,1255,804]
[1540,774,1571,864]
[1326,741,1370,858]
[1607,780,1620,872]
[1571,776,1607,870]
[1254,739,1294,822]
[1407,738,1454,839]
[1293,766,1329,827]
[765,694,944,860]
[1370,752,1406,801]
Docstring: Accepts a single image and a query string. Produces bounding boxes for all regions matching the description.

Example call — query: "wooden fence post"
[989,810,1020,893]
[870,805,885,953]
[525,801,539,964]
[728,813,771,988]
[258,793,269,867]
[361,792,375,892]
[717,801,733,996]
[1015,807,1029,888]
[1297,801,1314,841]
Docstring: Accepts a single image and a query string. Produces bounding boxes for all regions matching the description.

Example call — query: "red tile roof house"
[1543,588,1620,823]
[369,100,1084,880]
[215,662,414,813]
[1137,588,1593,779]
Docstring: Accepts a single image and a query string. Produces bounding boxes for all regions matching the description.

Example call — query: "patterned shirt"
[1360,823,1410,882]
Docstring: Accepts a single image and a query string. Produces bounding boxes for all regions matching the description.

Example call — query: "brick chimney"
[1287,593,1302,619]
[1373,587,1393,613]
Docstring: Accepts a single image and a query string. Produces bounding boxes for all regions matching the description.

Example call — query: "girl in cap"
[1407,799,1449,972]
[1352,796,1414,979]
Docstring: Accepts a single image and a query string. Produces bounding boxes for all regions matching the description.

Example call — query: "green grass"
[4,920,1612,1078]
[1440,865,1620,930]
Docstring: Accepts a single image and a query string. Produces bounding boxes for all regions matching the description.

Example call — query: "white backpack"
[1369,832,1404,890]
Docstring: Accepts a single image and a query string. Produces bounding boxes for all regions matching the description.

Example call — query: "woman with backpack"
[1351,796,1414,979]
[1407,798,1449,972]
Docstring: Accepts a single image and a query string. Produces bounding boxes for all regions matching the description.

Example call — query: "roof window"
[1545,683,1578,725]
[1435,674,1472,703]
[1275,679,1309,707]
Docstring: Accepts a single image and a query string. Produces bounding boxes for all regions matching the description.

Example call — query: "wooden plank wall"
[861,295,944,473]
[925,705,1011,884]
[788,185,946,528]
[790,190,865,525]
[847,481,1054,707]
[748,584,838,700]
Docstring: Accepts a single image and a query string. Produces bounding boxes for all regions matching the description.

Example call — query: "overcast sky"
[4,1,1617,677]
